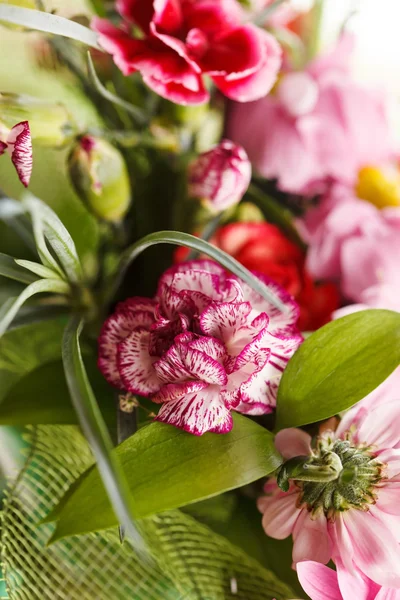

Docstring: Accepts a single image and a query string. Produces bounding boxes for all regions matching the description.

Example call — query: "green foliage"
[276,309,400,429]
[45,413,282,541]
[1,425,294,600]
[0,357,115,426]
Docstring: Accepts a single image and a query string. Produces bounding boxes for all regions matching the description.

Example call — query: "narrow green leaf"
[24,194,83,282]
[61,317,146,553]
[0,253,38,284]
[27,198,64,276]
[112,230,289,312]
[276,309,400,429]
[46,413,282,541]
[0,357,115,427]
[0,197,36,253]
[0,278,70,337]
[87,53,147,125]
[15,258,61,280]
[0,5,102,49]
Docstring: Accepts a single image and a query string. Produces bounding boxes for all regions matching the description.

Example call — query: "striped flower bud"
[188,140,251,213]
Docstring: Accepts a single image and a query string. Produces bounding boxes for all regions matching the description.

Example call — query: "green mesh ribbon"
[1,425,295,600]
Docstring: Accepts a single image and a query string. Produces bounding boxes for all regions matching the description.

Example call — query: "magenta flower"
[92,0,282,105]
[98,260,301,435]
[300,184,400,306]
[0,121,32,187]
[189,140,251,211]
[258,392,400,588]
[227,34,394,194]
[298,561,400,600]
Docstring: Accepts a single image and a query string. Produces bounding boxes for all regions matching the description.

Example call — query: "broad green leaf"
[0,278,70,337]
[24,194,83,282]
[15,258,62,280]
[0,318,66,404]
[0,357,115,427]
[112,230,289,312]
[46,413,282,541]
[0,5,102,49]
[61,317,146,553]
[276,309,400,429]
[0,252,38,284]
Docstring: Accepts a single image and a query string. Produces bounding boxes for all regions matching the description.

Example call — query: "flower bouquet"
[0,1,399,599]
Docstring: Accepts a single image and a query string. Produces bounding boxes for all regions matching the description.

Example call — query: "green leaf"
[0,5,102,49]
[276,309,400,429]
[46,413,282,541]
[0,278,70,337]
[0,197,36,253]
[24,194,83,283]
[15,258,61,280]
[61,317,146,553]
[0,252,38,284]
[112,230,289,313]
[0,318,67,405]
[87,52,147,125]
[0,357,116,427]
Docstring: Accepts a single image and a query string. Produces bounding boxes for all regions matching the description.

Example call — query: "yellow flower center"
[356,165,400,209]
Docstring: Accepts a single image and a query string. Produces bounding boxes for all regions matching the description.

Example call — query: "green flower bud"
[68,135,131,223]
[0,93,74,147]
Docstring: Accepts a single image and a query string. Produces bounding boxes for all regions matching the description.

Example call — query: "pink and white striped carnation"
[0,121,32,187]
[98,260,302,435]
[258,392,400,588]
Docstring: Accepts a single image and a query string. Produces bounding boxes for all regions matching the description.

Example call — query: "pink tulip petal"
[275,428,312,460]
[259,489,300,540]
[292,510,332,565]
[336,560,380,600]
[342,509,400,588]
[297,562,342,600]
[118,329,161,395]
[6,121,32,187]
[155,385,232,435]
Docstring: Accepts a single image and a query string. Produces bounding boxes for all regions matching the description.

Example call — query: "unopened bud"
[0,93,74,147]
[68,135,131,222]
[189,140,251,213]
[0,120,32,187]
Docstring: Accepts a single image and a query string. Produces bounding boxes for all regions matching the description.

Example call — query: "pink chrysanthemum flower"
[258,393,400,588]
[98,260,302,435]
[0,121,32,187]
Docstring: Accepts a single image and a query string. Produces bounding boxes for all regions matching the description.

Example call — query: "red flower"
[211,222,339,331]
[92,0,282,105]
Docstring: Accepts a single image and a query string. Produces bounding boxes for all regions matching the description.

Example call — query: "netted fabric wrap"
[1,425,294,600]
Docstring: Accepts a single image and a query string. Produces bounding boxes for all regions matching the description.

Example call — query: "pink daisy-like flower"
[298,561,400,600]
[258,393,400,588]
[92,0,282,105]
[0,121,32,187]
[98,260,302,435]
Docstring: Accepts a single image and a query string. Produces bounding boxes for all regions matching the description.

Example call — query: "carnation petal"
[155,385,232,435]
[200,301,251,342]
[118,329,160,395]
[98,310,154,388]
[6,121,32,187]
[181,346,227,385]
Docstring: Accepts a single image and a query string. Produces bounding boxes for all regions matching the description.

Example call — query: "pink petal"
[342,509,400,588]
[117,329,161,396]
[155,385,232,435]
[116,0,154,31]
[187,336,225,360]
[297,562,342,600]
[152,380,208,403]
[98,309,154,388]
[202,25,265,77]
[6,121,32,187]
[91,18,143,75]
[377,448,400,481]
[277,72,319,117]
[153,343,191,383]
[274,428,312,460]
[357,400,400,449]
[212,29,281,102]
[258,488,300,539]
[292,510,332,565]
[336,560,380,600]
[376,588,400,600]
[153,0,183,32]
